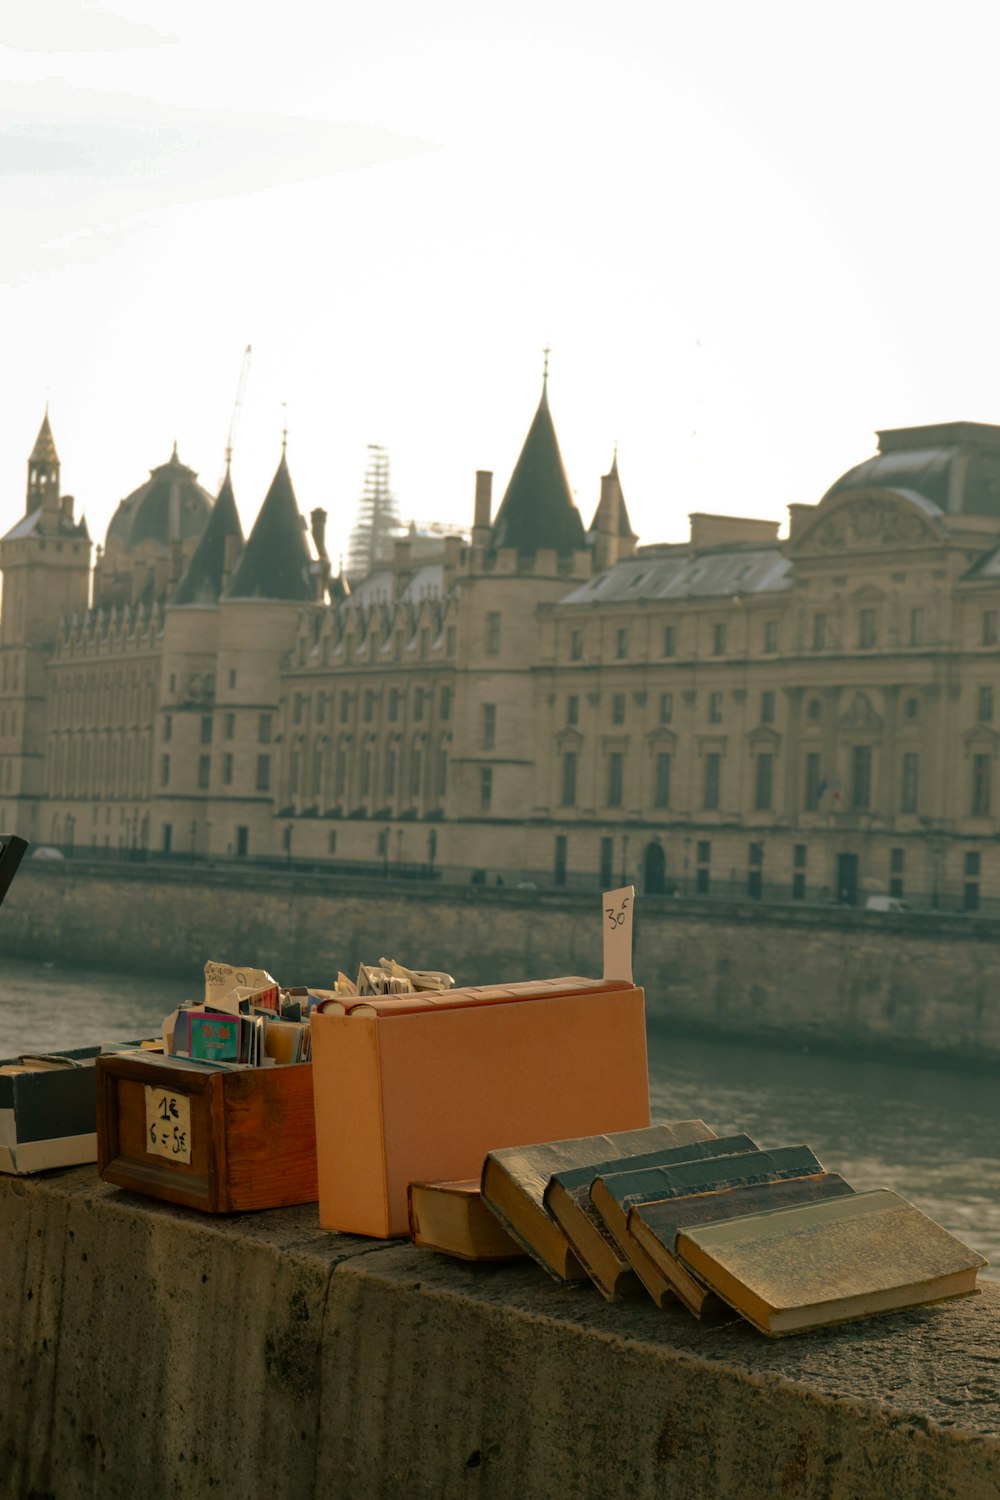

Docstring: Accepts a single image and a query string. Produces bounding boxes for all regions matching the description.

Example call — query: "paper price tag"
[144,1085,192,1164]
[602,885,635,983]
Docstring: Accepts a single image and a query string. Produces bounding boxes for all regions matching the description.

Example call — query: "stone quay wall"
[2,1168,998,1500]
[5,861,1000,1063]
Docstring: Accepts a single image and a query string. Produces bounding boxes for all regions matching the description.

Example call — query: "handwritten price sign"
[602,885,635,983]
[144,1086,192,1164]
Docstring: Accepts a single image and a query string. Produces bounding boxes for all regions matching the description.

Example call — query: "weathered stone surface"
[1,1168,998,1499]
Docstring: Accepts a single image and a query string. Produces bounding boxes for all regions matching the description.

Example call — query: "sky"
[3,1,1000,567]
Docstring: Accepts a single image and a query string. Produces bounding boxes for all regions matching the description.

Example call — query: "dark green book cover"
[593,1144,824,1215]
[548,1132,757,1196]
[635,1172,856,1255]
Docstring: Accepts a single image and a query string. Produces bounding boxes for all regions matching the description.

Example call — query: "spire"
[27,409,60,513]
[589,450,637,568]
[489,371,585,556]
[225,451,314,601]
[172,467,245,605]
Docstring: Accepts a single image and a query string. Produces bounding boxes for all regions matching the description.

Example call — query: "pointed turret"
[589,448,637,569]
[489,373,586,556]
[27,409,60,513]
[172,467,245,605]
[225,454,313,601]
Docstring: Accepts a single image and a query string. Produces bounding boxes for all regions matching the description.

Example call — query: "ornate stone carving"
[838,690,883,731]
[808,497,933,552]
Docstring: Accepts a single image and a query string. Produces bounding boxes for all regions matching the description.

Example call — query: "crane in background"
[218,343,252,490]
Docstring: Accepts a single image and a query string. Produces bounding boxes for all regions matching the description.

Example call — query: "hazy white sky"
[3,1,1000,566]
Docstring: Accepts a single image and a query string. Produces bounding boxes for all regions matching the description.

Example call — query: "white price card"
[602,885,635,983]
[144,1085,192,1164]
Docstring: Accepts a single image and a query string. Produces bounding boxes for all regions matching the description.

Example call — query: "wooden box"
[96,1053,318,1213]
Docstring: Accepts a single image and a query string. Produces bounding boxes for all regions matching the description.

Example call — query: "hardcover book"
[482,1123,709,1282]
[408,1179,526,1262]
[628,1171,856,1316]
[542,1121,721,1298]
[674,1188,988,1336]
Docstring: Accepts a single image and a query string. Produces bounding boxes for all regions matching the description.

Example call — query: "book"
[542,1122,722,1299]
[590,1140,815,1272]
[627,1171,856,1316]
[321,975,629,1019]
[482,1124,710,1282]
[408,1179,527,1262]
[674,1189,988,1336]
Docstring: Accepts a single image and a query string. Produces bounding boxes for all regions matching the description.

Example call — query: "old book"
[542,1121,722,1299]
[408,1179,526,1262]
[482,1123,707,1282]
[628,1172,856,1316]
[588,1135,768,1259]
[675,1189,988,1336]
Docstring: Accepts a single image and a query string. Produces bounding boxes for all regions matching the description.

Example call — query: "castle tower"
[488,369,586,557]
[588,450,638,571]
[0,413,91,838]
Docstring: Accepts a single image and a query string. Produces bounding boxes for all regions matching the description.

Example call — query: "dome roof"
[106,444,213,552]
[823,422,1000,518]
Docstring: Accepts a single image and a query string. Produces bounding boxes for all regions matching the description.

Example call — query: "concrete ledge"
[2,1168,998,1499]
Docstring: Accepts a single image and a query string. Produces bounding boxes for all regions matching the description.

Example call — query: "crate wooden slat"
[96,1053,318,1213]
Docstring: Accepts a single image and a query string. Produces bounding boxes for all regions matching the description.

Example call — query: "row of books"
[408,1121,988,1337]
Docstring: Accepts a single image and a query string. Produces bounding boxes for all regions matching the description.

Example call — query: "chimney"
[472,470,492,547]
[311,508,329,559]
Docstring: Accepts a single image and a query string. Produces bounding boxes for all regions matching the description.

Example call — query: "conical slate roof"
[31,411,59,465]
[490,381,585,556]
[225,454,314,601]
[172,468,244,605]
[588,452,637,539]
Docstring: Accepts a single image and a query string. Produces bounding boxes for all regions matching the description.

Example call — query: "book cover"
[408,1179,526,1262]
[189,1013,242,1063]
[675,1188,988,1336]
[482,1122,707,1283]
[628,1171,856,1317]
[542,1122,723,1299]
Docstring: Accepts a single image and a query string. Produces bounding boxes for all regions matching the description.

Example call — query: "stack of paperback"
[408,1121,988,1337]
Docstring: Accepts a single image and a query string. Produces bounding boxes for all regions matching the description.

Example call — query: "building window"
[364,690,375,724]
[708,692,723,724]
[446,627,456,655]
[654,752,671,809]
[160,754,170,787]
[335,750,346,797]
[315,694,326,726]
[327,830,337,855]
[258,713,272,743]
[747,842,763,900]
[163,715,172,743]
[410,750,422,799]
[600,836,614,889]
[754,753,773,811]
[486,612,501,655]
[851,745,872,809]
[223,753,234,786]
[198,755,210,790]
[293,693,303,726]
[169,673,176,692]
[616,627,629,660]
[696,840,710,895]
[712,622,726,656]
[904,696,919,722]
[388,688,400,723]
[979,686,994,723]
[812,613,827,650]
[385,748,396,796]
[972,754,992,816]
[607,752,624,808]
[200,715,213,745]
[900,752,919,814]
[414,689,426,722]
[807,697,822,722]
[224,712,235,740]
[983,610,998,646]
[436,748,448,798]
[482,702,496,750]
[804,753,823,811]
[910,609,924,647]
[228,669,237,688]
[567,695,579,726]
[611,693,626,725]
[703,751,721,810]
[256,754,271,792]
[554,834,567,887]
[440,686,452,720]
[561,752,577,807]
[339,694,350,725]
[479,766,493,811]
[889,846,905,898]
[859,608,877,649]
[663,625,677,658]
[792,843,807,901]
[761,690,775,725]
[964,850,981,911]
[764,620,778,654]
[659,692,673,724]
[361,750,372,796]
[570,629,583,661]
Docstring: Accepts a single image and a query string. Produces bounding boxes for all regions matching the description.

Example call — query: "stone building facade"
[3,391,1000,910]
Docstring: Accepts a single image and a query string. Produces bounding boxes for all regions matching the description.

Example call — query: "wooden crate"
[96,1053,318,1213]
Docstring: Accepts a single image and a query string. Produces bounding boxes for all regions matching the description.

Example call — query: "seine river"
[2,955,997,1280]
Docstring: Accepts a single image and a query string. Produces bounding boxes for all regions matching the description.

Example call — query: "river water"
[2,955,997,1279]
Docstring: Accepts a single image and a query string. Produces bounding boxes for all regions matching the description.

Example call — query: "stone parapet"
[1,1168,998,1499]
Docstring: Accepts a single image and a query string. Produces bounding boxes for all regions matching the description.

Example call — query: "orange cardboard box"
[310,977,650,1237]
